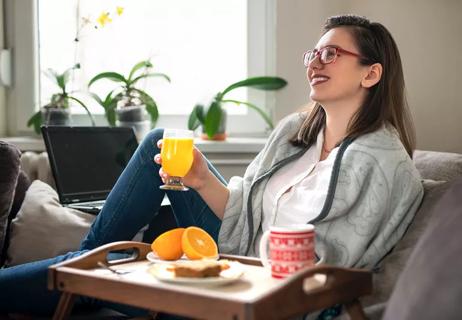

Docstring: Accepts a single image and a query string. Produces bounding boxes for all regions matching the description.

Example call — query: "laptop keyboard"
[67,200,105,215]
[81,200,105,208]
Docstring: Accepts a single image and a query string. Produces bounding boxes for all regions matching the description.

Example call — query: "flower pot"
[116,105,151,141]
[200,109,227,141]
[41,107,71,126]
[116,105,148,122]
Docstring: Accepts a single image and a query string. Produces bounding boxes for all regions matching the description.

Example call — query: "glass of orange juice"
[159,129,194,191]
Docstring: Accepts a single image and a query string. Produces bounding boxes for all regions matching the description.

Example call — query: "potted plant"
[27,64,95,134]
[187,76,287,140]
[88,60,170,140]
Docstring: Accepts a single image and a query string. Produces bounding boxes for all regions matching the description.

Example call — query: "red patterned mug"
[259,224,315,278]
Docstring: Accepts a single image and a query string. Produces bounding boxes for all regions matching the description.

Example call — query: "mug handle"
[259,230,271,269]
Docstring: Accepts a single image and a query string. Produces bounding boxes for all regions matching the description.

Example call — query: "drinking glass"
[159,129,194,191]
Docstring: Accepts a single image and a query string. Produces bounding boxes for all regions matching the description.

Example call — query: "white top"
[261,130,338,231]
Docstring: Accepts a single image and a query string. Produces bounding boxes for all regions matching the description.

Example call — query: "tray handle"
[254,264,372,319]
[49,241,151,271]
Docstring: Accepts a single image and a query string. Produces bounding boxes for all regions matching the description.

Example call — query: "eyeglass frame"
[303,45,363,67]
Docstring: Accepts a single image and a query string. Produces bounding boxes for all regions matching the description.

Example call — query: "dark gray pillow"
[383,178,462,320]
[362,179,450,307]
[414,150,462,182]
[1,170,31,266]
[0,141,21,258]
[10,170,31,220]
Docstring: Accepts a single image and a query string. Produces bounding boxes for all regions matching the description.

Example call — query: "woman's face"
[306,27,369,106]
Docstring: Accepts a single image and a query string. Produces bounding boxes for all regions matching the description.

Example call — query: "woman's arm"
[194,170,229,220]
[155,146,230,220]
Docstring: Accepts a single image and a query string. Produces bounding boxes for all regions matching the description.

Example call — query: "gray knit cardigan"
[218,112,423,269]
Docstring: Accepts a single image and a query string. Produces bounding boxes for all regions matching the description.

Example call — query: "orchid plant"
[27,64,95,134]
[188,76,288,138]
[88,60,170,127]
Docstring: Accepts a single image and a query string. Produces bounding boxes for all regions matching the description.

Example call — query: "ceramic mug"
[259,224,315,278]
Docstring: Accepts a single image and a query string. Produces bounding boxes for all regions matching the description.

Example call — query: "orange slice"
[181,226,218,260]
[151,228,185,260]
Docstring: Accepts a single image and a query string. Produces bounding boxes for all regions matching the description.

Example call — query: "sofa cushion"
[0,141,21,262]
[0,170,31,266]
[383,178,462,320]
[10,171,32,220]
[414,150,462,182]
[6,180,96,266]
[362,179,451,307]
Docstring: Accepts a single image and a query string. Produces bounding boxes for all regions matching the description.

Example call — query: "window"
[5,0,276,136]
[39,0,247,116]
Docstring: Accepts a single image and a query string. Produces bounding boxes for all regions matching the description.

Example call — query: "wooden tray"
[48,241,372,320]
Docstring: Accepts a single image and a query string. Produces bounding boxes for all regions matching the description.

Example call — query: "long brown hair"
[291,15,416,157]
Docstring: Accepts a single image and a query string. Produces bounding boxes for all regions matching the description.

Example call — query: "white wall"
[274,0,462,153]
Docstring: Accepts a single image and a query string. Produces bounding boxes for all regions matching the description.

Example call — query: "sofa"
[1,141,462,319]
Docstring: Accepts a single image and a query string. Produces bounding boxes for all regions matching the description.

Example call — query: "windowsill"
[0,136,46,152]
[0,135,267,153]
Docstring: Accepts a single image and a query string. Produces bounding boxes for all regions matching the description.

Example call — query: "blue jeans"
[0,128,224,317]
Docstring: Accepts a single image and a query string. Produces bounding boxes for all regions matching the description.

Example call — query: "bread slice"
[167,260,230,278]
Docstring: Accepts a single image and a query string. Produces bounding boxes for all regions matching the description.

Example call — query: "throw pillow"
[362,179,450,307]
[383,178,462,320]
[10,170,32,220]
[6,180,96,266]
[1,170,31,266]
[0,141,21,260]
[414,150,462,182]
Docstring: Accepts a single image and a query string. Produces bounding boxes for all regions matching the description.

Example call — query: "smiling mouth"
[310,76,329,86]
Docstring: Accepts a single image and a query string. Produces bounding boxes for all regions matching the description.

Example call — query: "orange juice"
[161,138,194,177]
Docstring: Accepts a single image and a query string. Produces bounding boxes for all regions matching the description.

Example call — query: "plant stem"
[221,99,274,129]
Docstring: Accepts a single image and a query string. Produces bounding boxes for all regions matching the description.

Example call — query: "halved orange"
[151,228,185,260]
[181,226,218,260]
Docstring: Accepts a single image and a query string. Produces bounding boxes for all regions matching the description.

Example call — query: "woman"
[0,15,423,317]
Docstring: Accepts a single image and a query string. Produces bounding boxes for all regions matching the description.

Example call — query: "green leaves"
[187,104,205,130]
[27,63,93,134]
[90,91,120,126]
[222,99,274,129]
[134,88,159,126]
[88,72,127,87]
[221,76,287,97]
[27,111,42,135]
[128,60,153,82]
[187,101,225,139]
[88,59,169,127]
[129,72,171,87]
[204,101,223,138]
[68,96,95,126]
[189,76,287,138]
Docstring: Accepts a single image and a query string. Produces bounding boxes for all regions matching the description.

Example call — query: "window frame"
[5,0,276,137]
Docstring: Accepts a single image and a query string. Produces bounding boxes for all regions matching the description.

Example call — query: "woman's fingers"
[154,139,163,164]
[153,153,162,164]
[158,168,168,183]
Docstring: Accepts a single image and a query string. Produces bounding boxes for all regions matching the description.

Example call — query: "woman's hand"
[153,139,211,191]
[154,139,230,220]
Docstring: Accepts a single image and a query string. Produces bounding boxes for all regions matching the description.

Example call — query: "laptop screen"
[42,126,139,204]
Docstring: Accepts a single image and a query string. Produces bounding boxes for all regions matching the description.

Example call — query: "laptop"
[41,126,139,214]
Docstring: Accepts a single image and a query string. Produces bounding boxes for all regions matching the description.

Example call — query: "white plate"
[147,261,244,286]
[146,251,188,263]
[146,251,218,264]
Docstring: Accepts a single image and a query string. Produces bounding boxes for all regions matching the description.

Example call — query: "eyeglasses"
[303,46,362,67]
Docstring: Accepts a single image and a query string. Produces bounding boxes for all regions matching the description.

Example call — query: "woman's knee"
[142,128,164,146]
[139,128,164,154]
[146,128,164,144]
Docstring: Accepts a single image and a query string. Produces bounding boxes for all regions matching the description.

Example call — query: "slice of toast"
[167,260,230,278]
